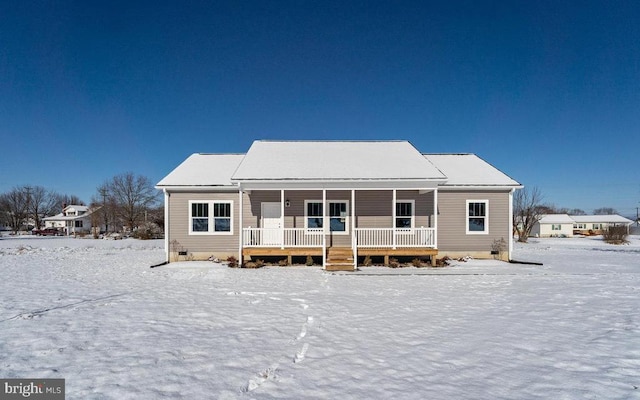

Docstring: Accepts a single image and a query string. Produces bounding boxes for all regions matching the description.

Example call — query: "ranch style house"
[156,140,522,270]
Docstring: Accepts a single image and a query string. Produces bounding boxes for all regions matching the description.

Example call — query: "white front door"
[262,202,282,245]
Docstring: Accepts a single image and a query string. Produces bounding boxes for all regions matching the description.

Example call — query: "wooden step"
[325,263,355,271]
[326,247,355,270]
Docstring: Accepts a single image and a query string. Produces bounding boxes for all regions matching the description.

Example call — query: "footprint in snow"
[294,343,309,363]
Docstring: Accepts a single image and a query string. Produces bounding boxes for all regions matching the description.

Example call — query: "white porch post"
[351,189,356,270]
[164,189,170,263]
[508,188,514,260]
[322,189,327,269]
[280,189,285,249]
[434,188,438,249]
[392,189,397,249]
[238,187,244,265]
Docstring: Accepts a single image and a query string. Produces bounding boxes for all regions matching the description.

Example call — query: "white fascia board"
[438,184,524,191]
[235,179,444,191]
[155,185,239,192]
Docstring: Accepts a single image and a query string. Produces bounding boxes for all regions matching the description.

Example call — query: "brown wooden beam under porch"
[243,247,438,267]
[358,248,439,267]
[243,247,324,265]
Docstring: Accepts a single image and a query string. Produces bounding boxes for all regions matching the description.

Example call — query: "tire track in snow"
[0,292,135,322]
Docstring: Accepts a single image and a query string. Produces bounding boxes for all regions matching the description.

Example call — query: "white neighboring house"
[531,214,575,238]
[571,215,634,235]
[43,205,102,236]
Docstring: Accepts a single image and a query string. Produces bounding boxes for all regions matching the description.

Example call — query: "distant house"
[43,205,101,236]
[156,140,522,270]
[532,213,634,237]
[531,214,576,238]
[571,215,634,235]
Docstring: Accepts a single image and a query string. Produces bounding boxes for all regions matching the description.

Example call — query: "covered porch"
[238,188,439,270]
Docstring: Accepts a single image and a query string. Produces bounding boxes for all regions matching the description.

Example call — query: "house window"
[214,203,231,232]
[466,200,488,234]
[306,201,323,229]
[592,223,602,230]
[329,201,348,232]
[74,220,83,228]
[191,203,209,232]
[395,201,414,228]
[189,201,233,235]
[552,224,561,230]
[305,200,348,233]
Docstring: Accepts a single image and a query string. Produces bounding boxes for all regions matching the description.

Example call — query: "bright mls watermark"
[0,379,64,400]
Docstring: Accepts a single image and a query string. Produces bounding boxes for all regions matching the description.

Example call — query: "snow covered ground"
[1,235,638,399]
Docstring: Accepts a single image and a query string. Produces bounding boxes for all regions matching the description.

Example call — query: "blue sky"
[2,1,639,216]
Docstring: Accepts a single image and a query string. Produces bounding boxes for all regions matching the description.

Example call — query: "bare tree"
[106,173,159,231]
[593,207,618,215]
[512,186,544,243]
[27,186,61,229]
[0,187,29,233]
[59,194,84,206]
[568,208,586,215]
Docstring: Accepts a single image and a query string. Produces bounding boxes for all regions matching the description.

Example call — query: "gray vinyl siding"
[168,191,241,254]
[168,189,441,254]
[355,190,435,228]
[437,190,511,252]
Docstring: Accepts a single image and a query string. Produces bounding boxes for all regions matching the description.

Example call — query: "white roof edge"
[438,184,523,189]
[155,185,238,191]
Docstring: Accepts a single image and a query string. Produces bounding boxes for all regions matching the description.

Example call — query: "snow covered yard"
[1,235,639,399]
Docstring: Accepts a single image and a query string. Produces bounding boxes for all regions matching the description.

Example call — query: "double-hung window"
[189,201,233,234]
[395,201,414,229]
[466,200,488,234]
[329,201,348,232]
[306,201,323,229]
[305,200,348,233]
[552,224,561,231]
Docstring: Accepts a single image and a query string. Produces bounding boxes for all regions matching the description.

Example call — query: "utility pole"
[99,186,109,233]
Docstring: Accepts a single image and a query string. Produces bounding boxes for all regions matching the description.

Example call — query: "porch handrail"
[355,227,436,248]
[243,227,323,247]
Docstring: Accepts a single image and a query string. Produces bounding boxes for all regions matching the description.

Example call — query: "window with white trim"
[329,201,348,233]
[395,200,414,228]
[592,223,602,230]
[189,201,233,234]
[552,224,561,230]
[305,200,348,233]
[305,201,323,229]
[466,200,488,234]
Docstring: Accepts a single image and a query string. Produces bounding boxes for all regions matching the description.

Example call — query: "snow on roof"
[571,215,634,224]
[424,154,521,187]
[537,214,575,224]
[156,154,245,187]
[231,140,447,181]
[64,205,88,212]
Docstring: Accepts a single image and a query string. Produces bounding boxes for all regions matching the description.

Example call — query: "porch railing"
[355,228,436,248]
[243,228,324,247]
[242,227,436,248]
